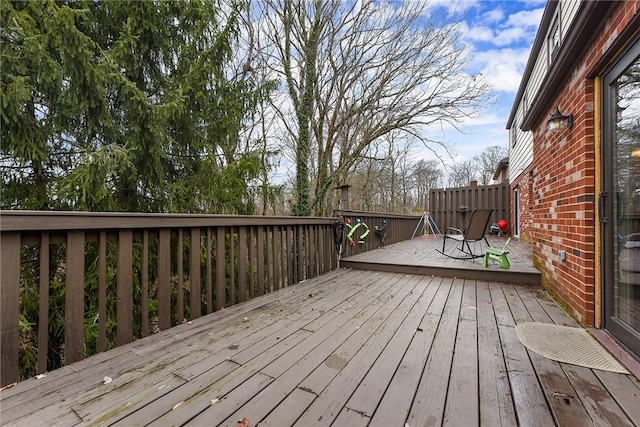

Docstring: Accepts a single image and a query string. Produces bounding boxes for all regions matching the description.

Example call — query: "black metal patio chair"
[437,208,493,259]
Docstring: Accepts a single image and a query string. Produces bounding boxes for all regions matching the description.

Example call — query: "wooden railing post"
[98,231,107,352]
[157,229,171,332]
[216,227,225,310]
[1,233,21,386]
[66,231,85,363]
[118,230,134,344]
[37,233,49,373]
[190,228,202,319]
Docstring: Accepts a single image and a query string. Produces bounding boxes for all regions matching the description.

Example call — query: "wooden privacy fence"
[0,210,418,386]
[428,183,510,233]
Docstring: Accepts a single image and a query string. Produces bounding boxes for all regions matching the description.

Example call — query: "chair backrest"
[464,209,493,241]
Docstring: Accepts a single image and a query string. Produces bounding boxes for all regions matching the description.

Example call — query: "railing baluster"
[287,225,293,287]
[249,227,255,299]
[177,229,184,323]
[318,225,324,275]
[175,233,182,325]
[216,227,225,310]
[306,225,312,280]
[312,225,318,278]
[66,231,85,363]
[257,226,265,296]
[206,228,212,314]
[117,230,133,344]
[266,226,273,292]
[229,227,236,306]
[238,227,247,303]
[37,233,49,374]
[141,230,149,337]
[157,229,171,332]
[1,232,21,386]
[190,228,201,319]
[98,231,107,351]
[273,226,285,289]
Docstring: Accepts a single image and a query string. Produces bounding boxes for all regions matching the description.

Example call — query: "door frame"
[513,187,520,237]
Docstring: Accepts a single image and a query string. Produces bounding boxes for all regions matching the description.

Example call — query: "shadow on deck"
[1,240,638,426]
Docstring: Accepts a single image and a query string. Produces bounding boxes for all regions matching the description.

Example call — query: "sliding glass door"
[602,38,640,358]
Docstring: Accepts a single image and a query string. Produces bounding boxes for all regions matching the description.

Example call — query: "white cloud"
[461,22,495,43]
[427,0,480,16]
[506,7,545,28]
[482,8,504,24]
[493,7,544,46]
[475,47,531,93]
[461,6,543,47]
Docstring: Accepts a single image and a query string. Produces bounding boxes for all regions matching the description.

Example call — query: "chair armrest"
[444,227,464,235]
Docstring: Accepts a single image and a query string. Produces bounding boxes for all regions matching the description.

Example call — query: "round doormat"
[515,322,628,374]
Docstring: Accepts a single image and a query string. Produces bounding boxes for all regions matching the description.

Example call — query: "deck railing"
[334,209,420,256]
[0,210,419,386]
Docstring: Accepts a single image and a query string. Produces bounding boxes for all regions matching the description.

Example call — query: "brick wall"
[528,1,638,326]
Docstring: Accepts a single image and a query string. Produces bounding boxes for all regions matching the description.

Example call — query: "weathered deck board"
[443,281,479,426]
[407,278,464,426]
[476,281,518,426]
[343,275,440,418]
[368,277,451,426]
[1,257,638,427]
[490,282,557,427]
[592,370,640,421]
[514,285,594,424]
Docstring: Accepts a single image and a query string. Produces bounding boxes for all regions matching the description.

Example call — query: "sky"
[420,0,545,165]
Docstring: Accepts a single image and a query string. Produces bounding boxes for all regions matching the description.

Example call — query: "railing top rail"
[334,209,421,220]
[431,182,508,192]
[0,210,336,232]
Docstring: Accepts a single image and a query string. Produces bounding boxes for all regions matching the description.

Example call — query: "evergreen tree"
[1,0,270,213]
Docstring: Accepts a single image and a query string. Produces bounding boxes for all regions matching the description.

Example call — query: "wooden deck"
[1,246,639,426]
[342,235,541,285]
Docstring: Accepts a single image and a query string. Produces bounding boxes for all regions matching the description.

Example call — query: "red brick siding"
[528,1,638,326]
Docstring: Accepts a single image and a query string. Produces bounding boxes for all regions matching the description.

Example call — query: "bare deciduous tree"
[256,0,492,215]
[413,159,443,210]
[474,145,508,185]
[447,160,477,188]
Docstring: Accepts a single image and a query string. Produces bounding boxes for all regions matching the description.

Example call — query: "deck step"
[340,236,541,285]
[340,259,541,285]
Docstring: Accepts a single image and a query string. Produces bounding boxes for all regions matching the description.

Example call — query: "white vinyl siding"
[508,105,533,182]
[561,0,580,35]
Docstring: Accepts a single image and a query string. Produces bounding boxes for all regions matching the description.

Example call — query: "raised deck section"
[341,235,542,285]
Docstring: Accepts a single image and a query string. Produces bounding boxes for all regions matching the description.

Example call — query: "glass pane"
[613,55,640,331]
